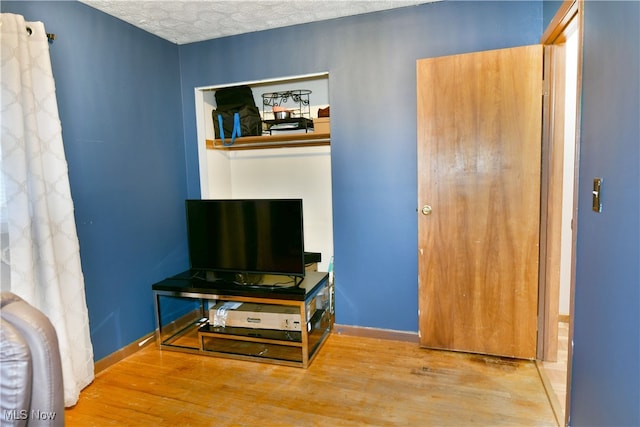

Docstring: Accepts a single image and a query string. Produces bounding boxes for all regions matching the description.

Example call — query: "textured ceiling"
[80,0,434,45]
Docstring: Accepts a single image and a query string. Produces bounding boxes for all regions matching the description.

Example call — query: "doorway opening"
[538,1,582,426]
[541,23,579,415]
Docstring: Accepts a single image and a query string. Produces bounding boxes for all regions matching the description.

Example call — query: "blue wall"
[1,1,189,360]
[569,2,640,425]
[178,1,542,332]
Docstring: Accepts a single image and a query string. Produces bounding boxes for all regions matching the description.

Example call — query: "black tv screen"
[185,199,305,278]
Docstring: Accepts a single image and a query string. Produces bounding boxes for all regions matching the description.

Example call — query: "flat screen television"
[185,199,305,284]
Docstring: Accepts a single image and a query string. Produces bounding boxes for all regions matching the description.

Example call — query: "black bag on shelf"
[213,104,262,145]
[212,85,262,145]
[215,85,257,108]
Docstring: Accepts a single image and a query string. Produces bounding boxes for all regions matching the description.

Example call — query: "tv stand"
[152,270,333,368]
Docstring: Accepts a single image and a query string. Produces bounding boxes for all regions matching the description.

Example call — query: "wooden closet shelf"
[206,132,330,150]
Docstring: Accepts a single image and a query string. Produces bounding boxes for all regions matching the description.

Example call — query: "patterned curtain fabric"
[0,13,94,407]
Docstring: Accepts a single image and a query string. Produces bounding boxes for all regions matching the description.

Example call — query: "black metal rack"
[262,90,314,134]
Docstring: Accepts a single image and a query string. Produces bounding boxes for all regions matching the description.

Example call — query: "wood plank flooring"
[541,320,570,418]
[65,333,557,426]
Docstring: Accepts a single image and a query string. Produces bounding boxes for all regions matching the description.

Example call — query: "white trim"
[195,71,330,92]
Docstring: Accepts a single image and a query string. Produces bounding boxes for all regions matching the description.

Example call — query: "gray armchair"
[1,292,64,426]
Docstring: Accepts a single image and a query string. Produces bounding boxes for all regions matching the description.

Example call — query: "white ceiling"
[80,0,434,45]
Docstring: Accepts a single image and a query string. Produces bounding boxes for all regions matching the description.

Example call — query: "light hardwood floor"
[541,321,570,418]
[65,333,557,426]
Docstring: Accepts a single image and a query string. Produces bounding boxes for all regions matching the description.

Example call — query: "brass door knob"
[422,205,433,215]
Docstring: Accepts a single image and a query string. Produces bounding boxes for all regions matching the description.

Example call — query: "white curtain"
[1,13,94,407]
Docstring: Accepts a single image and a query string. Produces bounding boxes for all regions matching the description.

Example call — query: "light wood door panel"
[417,45,543,359]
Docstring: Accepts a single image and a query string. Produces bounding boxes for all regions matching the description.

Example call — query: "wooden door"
[417,45,543,359]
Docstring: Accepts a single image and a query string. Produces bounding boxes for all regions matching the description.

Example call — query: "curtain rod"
[25,26,56,42]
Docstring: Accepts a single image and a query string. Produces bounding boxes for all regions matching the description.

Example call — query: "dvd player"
[209,302,305,331]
